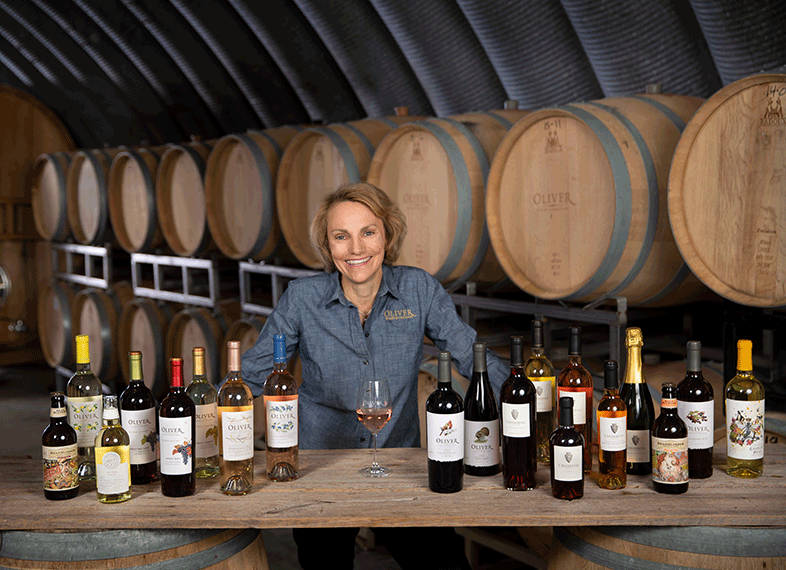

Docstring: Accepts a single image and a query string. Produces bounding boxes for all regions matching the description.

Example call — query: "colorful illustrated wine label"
[651,436,689,484]
[265,396,298,448]
[159,416,193,475]
[42,444,78,491]
[726,399,765,460]
[427,411,463,462]
[678,400,714,450]
[219,406,254,461]
[67,396,102,447]
[195,403,219,457]
[121,408,157,464]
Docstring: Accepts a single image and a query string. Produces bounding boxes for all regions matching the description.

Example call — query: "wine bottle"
[676,341,714,479]
[66,334,103,481]
[500,335,537,490]
[549,397,584,500]
[597,360,626,490]
[159,357,196,497]
[524,320,556,464]
[464,342,500,476]
[619,327,654,475]
[218,341,254,495]
[42,392,79,500]
[119,351,158,484]
[264,334,299,482]
[426,350,464,493]
[556,327,593,473]
[651,382,689,494]
[725,339,765,478]
[95,394,131,503]
[186,347,220,479]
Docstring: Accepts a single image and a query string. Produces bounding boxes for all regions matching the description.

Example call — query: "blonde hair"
[309,182,407,272]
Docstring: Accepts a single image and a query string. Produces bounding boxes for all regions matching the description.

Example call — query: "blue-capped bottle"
[263,334,299,482]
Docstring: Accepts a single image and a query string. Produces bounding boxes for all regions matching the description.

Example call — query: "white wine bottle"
[218,341,254,495]
[524,320,556,464]
[725,339,765,478]
[95,395,131,503]
[66,334,103,481]
[264,334,298,482]
[187,347,220,479]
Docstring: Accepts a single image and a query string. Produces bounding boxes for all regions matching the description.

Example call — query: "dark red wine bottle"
[426,351,464,493]
[159,357,196,497]
[120,351,158,484]
[549,397,585,500]
[464,342,500,476]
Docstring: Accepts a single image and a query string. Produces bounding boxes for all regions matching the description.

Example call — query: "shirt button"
[365,332,369,338]
[363,360,369,365]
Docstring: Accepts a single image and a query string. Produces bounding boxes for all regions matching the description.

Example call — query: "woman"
[242,182,509,569]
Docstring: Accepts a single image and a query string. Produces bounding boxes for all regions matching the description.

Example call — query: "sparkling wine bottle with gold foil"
[597,360,626,490]
[524,320,555,464]
[187,347,220,479]
[557,327,593,473]
[218,341,254,495]
[677,341,714,479]
[619,327,654,475]
[264,334,299,482]
[120,351,158,484]
[725,340,764,478]
[66,334,103,481]
[42,392,79,500]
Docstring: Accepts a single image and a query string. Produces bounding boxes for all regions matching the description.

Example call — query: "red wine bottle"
[120,351,158,484]
[549,397,584,500]
[464,342,500,476]
[426,351,464,493]
[676,341,714,479]
[500,335,537,491]
[159,357,196,497]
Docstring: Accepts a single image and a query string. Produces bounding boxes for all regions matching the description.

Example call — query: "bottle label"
[66,395,102,448]
[501,402,531,437]
[598,415,627,452]
[219,406,254,461]
[50,407,67,419]
[427,411,464,462]
[553,444,583,482]
[265,396,298,448]
[726,399,765,460]
[651,436,689,484]
[530,377,554,412]
[464,419,499,467]
[627,429,650,463]
[95,445,131,495]
[121,408,157,464]
[677,399,714,450]
[42,444,78,491]
[557,387,592,425]
[195,403,219,458]
[159,416,193,475]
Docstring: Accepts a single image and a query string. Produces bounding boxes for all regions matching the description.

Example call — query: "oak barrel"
[156,139,215,257]
[486,93,707,305]
[108,146,168,253]
[37,280,78,368]
[205,127,300,261]
[0,85,75,202]
[668,73,786,307]
[31,152,73,241]
[0,241,38,348]
[117,298,175,398]
[65,148,121,245]
[367,106,527,287]
[276,110,421,268]
[0,529,268,569]
[549,526,785,570]
[71,282,133,381]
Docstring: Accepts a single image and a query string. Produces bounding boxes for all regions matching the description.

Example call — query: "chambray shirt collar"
[320,264,401,308]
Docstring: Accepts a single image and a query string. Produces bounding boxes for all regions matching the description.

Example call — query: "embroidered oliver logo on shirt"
[384,309,417,320]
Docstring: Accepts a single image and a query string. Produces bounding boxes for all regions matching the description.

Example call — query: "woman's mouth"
[345,256,371,267]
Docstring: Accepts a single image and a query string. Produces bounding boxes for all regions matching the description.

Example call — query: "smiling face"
[326,200,387,291]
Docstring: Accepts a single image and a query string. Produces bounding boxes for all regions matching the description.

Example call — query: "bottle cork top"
[75,334,90,364]
[625,327,643,348]
[736,339,753,371]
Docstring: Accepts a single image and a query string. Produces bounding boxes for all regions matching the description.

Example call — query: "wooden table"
[2,441,784,531]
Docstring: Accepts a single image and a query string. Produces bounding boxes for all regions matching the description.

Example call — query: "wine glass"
[356,377,392,477]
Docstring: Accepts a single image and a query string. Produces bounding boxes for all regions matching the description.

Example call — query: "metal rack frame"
[239,260,319,316]
[130,252,219,307]
[51,242,112,289]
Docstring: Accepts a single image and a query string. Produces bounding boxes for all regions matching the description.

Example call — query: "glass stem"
[371,433,379,469]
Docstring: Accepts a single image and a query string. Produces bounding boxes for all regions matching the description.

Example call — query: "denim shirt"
[241,264,510,450]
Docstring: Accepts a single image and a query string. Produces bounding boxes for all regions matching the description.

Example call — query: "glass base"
[359,465,391,477]
[77,460,96,481]
[221,475,253,495]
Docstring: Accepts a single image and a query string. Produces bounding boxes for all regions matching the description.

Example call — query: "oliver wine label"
[264,395,298,448]
[553,444,582,482]
[678,400,714,450]
[427,411,464,462]
[465,419,499,467]
[95,445,131,495]
[42,444,78,491]
[159,416,193,475]
[651,436,689,484]
[726,399,765,460]
[121,408,157,464]
[195,403,219,458]
[67,395,102,447]
[219,405,254,461]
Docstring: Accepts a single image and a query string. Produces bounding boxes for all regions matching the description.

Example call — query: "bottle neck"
[531,346,544,358]
[624,346,644,384]
[75,361,92,373]
[273,360,287,373]
[568,354,582,366]
[603,387,619,397]
[226,369,243,382]
[559,408,574,428]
